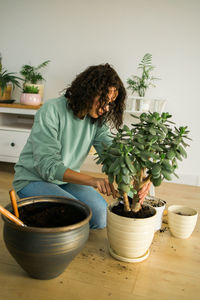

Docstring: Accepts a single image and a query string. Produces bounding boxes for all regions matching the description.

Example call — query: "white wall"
[1,0,200,185]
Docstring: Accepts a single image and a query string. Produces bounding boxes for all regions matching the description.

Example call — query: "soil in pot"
[18,202,86,227]
[111,202,155,219]
[145,198,166,207]
[175,212,192,216]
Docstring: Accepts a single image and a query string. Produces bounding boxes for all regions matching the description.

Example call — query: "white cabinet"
[0,104,40,163]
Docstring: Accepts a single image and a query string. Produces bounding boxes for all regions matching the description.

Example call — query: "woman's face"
[88,87,118,118]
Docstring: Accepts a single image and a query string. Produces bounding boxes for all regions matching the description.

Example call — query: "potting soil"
[112,202,155,218]
[18,202,86,227]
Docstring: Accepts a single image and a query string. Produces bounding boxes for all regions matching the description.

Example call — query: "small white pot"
[20,93,41,106]
[107,202,157,262]
[144,196,166,232]
[168,205,198,239]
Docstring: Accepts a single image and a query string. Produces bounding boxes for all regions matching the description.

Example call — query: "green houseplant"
[20,60,50,100]
[0,53,23,100]
[126,53,161,112]
[20,85,41,106]
[20,60,50,84]
[22,85,39,94]
[96,112,191,262]
[127,53,159,98]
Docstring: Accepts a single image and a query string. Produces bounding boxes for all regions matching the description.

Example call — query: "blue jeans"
[17,182,107,229]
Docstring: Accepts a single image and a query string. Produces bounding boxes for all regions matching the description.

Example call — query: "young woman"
[13,63,150,229]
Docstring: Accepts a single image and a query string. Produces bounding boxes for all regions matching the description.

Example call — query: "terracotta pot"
[107,202,157,262]
[20,93,41,105]
[168,205,198,239]
[0,84,12,100]
[2,196,92,279]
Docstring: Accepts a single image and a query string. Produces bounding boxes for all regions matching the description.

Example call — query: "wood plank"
[0,103,42,109]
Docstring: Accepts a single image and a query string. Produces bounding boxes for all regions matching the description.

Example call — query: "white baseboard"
[81,156,200,187]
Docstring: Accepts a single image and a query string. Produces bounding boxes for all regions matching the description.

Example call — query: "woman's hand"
[138,181,151,204]
[63,169,117,198]
[91,177,117,198]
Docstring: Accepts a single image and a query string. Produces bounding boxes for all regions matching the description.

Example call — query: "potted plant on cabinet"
[20,85,42,106]
[96,111,191,262]
[0,53,23,101]
[20,60,50,100]
[127,53,163,112]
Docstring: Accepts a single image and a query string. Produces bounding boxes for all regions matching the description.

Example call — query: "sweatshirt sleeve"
[31,105,66,182]
[93,123,113,154]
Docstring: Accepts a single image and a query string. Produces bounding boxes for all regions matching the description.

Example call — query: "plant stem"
[123,192,131,212]
[131,168,147,213]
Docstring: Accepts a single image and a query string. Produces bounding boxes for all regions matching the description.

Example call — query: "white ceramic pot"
[168,205,198,239]
[107,202,157,262]
[133,97,151,112]
[20,93,41,106]
[144,196,166,232]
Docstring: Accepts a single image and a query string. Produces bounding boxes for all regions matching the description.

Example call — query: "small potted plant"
[96,112,191,262]
[127,53,162,112]
[0,53,23,101]
[20,85,41,106]
[20,60,50,100]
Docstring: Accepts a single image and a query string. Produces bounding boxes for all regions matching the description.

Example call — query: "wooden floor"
[0,162,200,300]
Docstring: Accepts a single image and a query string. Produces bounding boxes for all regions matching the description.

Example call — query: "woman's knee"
[90,200,107,229]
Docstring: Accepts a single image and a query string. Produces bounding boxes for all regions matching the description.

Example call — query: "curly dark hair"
[64,63,126,129]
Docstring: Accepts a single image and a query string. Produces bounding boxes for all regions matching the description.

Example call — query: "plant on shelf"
[0,53,23,100]
[96,111,191,262]
[20,60,50,84]
[20,85,41,106]
[22,85,39,94]
[97,112,191,213]
[127,53,160,98]
[20,60,50,100]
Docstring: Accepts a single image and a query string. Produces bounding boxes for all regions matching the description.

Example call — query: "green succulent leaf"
[162,160,173,173]
[178,145,187,158]
[118,183,130,193]
[122,175,130,185]
[152,176,162,186]
[108,173,114,184]
[151,164,161,176]
[166,150,176,160]
[161,170,172,181]
[124,155,137,174]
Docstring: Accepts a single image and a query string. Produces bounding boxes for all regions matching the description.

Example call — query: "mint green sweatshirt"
[13,96,112,192]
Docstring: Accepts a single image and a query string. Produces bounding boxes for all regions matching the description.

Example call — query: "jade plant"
[127,53,160,97]
[96,112,191,213]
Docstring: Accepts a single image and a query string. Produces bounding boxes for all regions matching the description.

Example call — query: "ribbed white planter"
[144,196,166,232]
[20,93,41,106]
[168,205,198,239]
[107,203,157,262]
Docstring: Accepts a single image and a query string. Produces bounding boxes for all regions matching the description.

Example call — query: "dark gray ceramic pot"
[2,196,92,280]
